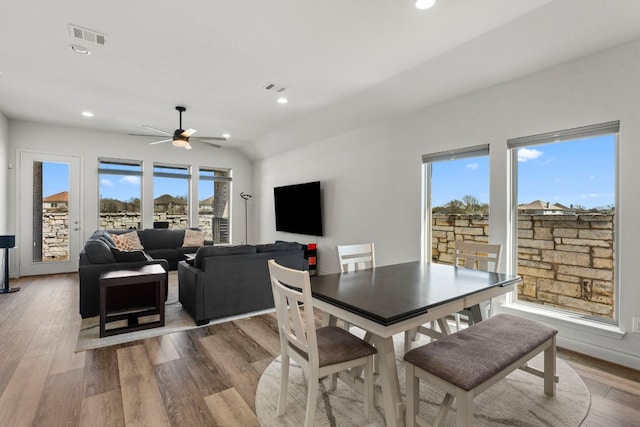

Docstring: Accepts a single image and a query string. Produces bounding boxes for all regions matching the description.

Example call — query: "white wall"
[255,39,640,369]
[0,112,7,233]
[6,120,254,256]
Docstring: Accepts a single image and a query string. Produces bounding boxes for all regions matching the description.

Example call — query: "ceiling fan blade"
[182,128,197,137]
[192,138,221,148]
[128,133,167,137]
[149,139,172,145]
[185,142,193,150]
[192,136,227,141]
[142,125,172,136]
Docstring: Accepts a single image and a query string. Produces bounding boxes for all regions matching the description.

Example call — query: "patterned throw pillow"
[182,229,205,247]
[110,231,144,251]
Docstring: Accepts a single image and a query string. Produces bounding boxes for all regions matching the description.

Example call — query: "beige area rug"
[75,271,273,352]
[256,331,590,427]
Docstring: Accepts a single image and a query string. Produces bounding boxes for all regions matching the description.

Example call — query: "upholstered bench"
[403,314,558,427]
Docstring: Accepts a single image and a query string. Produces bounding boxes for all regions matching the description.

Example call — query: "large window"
[422,145,490,263]
[509,121,618,321]
[198,167,232,244]
[99,159,142,230]
[153,163,191,229]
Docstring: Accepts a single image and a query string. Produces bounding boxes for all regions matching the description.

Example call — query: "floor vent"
[68,24,107,46]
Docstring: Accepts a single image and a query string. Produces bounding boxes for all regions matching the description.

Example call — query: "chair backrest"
[336,243,375,273]
[454,241,502,273]
[268,259,319,366]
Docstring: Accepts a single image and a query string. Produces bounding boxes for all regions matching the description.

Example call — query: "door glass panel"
[34,161,70,262]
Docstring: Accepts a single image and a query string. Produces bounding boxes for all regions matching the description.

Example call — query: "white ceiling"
[1,0,639,160]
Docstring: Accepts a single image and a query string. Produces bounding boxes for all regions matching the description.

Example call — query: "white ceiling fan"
[128,106,226,150]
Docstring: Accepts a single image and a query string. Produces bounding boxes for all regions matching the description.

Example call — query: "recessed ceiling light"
[276,97,288,104]
[82,111,94,117]
[415,0,437,10]
[70,45,91,55]
[222,133,231,139]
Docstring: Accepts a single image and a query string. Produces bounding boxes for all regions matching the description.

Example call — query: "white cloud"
[119,176,140,185]
[100,178,113,187]
[517,148,543,162]
[580,193,609,199]
[466,163,479,170]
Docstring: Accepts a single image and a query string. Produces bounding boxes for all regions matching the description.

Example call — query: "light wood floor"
[0,273,639,426]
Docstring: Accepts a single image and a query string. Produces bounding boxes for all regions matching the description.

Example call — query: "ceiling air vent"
[263,82,288,93]
[68,24,107,46]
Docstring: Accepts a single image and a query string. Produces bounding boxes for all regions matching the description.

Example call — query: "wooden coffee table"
[99,264,167,337]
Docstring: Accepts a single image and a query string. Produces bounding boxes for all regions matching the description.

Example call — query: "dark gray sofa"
[78,229,206,318]
[177,242,307,325]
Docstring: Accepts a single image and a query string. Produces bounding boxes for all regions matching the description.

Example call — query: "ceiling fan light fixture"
[415,0,436,10]
[172,137,189,148]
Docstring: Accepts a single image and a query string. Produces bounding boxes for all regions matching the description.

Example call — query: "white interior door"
[18,151,82,276]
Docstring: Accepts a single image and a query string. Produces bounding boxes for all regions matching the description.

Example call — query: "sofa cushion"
[90,230,117,248]
[256,242,303,253]
[183,229,205,247]
[84,240,117,264]
[111,248,149,262]
[110,231,144,251]
[194,245,257,269]
[141,229,185,250]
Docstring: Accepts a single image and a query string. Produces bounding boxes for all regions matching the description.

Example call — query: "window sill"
[498,302,626,340]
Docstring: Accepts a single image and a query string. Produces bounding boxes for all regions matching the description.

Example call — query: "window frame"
[98,158,143,230]
[152,162,192,229]
[421,144,490,263]
[198,166,233,244]
[507,121,620,324]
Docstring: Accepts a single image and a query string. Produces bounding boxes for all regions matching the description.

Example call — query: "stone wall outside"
[432,213,615,319]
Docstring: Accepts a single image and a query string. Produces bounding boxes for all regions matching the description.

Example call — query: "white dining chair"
[453,240,502,328]
[268,259,377,427]
[337,243,375,273]
[336,243,375,331]
[404,241,502,352]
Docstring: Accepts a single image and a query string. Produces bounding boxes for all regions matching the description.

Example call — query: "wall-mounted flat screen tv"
[274,181,323,236]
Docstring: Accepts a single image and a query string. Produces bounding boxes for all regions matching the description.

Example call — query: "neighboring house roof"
[43,191,69,203]
[518,200,566,211]
[154,194,186,205]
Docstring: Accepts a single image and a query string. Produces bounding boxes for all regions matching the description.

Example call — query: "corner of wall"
[0,112,8,233]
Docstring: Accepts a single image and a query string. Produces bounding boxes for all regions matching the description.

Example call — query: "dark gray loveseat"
[177,242,307,325]
[79,229,206,318]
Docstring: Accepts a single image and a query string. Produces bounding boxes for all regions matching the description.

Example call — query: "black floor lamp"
[240,193,252,244]
[0,235,19,294]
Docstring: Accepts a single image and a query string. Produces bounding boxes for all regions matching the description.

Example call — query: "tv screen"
[274,181,323,236]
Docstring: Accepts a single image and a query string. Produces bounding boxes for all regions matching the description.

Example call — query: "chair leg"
[364,355,374,420]
[405,363,417,427]
[277,355,290,416]
[454,313,461,331]
[304,372,319,427]
[544,337,557,396]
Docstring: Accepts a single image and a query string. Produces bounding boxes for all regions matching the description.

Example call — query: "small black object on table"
[99,264,167,337]
[0,235,19,294]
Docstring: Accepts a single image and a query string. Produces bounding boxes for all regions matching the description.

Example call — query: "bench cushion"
[404,314,557,391]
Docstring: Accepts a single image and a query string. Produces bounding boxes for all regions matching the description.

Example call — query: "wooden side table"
[99,264,167,337]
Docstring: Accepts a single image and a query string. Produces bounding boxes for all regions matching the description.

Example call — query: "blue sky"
[431,134,615,209]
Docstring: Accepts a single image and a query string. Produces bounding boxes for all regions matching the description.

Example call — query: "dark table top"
[311,261,521,326]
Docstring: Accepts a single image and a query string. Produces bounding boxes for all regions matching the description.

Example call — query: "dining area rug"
[255,332,590,426]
